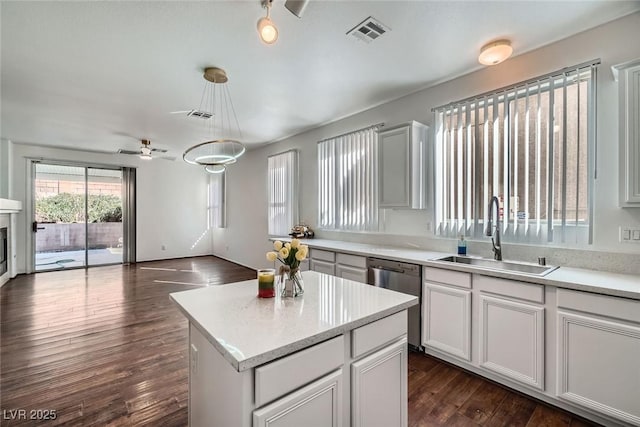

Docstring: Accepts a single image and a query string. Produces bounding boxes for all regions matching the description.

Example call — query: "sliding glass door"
[87,168,123,266]
[33,163,126,271]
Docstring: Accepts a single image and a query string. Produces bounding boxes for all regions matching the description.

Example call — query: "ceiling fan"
[117,139,174,161]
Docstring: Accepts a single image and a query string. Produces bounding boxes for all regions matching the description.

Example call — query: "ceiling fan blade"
[284,0,309,18]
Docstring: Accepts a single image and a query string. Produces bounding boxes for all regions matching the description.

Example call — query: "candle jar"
[257,268,276,298]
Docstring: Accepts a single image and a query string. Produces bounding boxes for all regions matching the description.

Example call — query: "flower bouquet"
[266,239,308,297]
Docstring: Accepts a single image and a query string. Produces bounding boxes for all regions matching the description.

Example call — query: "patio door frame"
[27,159,135,273]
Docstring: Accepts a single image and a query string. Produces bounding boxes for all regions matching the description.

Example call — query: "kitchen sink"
[434,255,558,276]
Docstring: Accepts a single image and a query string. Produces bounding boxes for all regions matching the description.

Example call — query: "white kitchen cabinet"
[478,294,544,391]
[378,121,429,209]
[310,249,336,276]
[335,253,368,283]
[556,289,640,425]
[474,275,545,391]
[423,282,471,361]
[311,259,336,276]
[351,338,407,427]
[614,58,640,206]
[253,369,343,427]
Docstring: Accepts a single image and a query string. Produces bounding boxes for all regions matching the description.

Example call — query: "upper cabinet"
[614,59,640,206]
[378,121,430,209]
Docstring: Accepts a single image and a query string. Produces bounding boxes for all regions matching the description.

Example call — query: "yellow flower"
[290,238,300,249]
[266,251,278,262]
[279,247,290,259]
[273,240,283,250]
[284,242,291,249]
[295,250,306,261]
[300,244,309,254]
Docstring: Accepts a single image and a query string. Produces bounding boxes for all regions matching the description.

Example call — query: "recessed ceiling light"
[478,39,513,66]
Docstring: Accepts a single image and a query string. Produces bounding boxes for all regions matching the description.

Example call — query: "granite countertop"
[272,237,640,300]
[169,270,418,372]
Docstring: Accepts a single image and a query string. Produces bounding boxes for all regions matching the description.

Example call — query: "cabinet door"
[557,311,640,425]
[253,369,343,427]
[423,282,471,360]
[379,126,410,208]
[352,338,407,427]
[335,264,367,283]
[479,295,544,390]
[618,61,640,205]
[310,259,336,276]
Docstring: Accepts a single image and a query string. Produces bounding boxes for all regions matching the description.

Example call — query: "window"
[267,150,298,236]
[318,125,379,231]
[434,61,598,244]
[209,171,225,228]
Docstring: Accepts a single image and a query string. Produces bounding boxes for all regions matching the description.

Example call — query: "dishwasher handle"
[369,265,405,274]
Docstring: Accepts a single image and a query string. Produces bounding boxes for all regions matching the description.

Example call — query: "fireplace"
[0,227,7,276]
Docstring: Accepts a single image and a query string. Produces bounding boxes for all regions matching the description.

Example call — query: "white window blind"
[434,60,598,244]
[209,171,225,228]
[267,150,298,236]
[318,125,379,231]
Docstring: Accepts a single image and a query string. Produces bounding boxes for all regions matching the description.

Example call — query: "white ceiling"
[2,1,639,158]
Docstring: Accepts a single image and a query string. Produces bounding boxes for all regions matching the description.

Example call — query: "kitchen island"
[170,270,418,427]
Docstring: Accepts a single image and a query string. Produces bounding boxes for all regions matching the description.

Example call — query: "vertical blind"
[209,172,225,228]
[433,60,598,244]
[318,125,379,231]
[267,150,298,236]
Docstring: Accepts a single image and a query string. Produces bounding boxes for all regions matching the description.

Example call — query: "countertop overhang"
[170,270,418,372]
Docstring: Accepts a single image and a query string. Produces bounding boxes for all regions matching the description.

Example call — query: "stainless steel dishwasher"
[367,258,422,350]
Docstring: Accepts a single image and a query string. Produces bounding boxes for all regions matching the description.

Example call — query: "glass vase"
[280,268,304,298]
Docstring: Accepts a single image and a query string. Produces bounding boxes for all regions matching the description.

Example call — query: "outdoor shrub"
[36,193,123,223]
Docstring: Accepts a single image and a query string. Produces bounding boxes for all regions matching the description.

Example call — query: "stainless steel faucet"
[485,196,502,261]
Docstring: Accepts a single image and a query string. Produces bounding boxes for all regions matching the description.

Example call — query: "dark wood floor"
[1,256,599,426]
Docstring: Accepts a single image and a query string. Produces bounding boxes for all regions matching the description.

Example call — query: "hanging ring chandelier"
[183,67,246,171]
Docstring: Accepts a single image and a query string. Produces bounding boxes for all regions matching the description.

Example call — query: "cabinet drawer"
[336,252,367,268]
[310,249,336,262]
[336,264,368,284]
[475,275,544,303]
[557,288,640,323]
[311,259,336,276]
[352,311,407,358]
[255,336,344,407]
[423,266,471,289]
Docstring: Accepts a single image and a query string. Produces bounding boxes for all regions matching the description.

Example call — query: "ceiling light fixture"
[205,164,226,174]
[140,139,152,160]
[478,39,513,66]
[257,0,278,44]
[183,67,246,169]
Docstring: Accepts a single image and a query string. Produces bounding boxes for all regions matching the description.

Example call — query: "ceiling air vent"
[347,16,390,43]
[186,109,213,120]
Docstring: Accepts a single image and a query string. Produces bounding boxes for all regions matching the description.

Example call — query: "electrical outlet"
[190,344,198,374]
[161,244,166,251]
[619,226,640,243]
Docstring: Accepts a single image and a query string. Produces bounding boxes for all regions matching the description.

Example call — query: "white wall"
[0,139,12,199]
[10,144,211,273]
[215,12,640,271]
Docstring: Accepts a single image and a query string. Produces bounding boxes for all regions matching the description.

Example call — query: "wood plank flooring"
[1,256,599,426]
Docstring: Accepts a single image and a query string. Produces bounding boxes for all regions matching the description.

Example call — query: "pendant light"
[478,40,513,66]
[257,0,278,44]
[183,67,246,169]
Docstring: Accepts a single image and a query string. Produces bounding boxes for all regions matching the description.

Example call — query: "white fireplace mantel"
[0,198,22,213]
[0,198,22,287]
